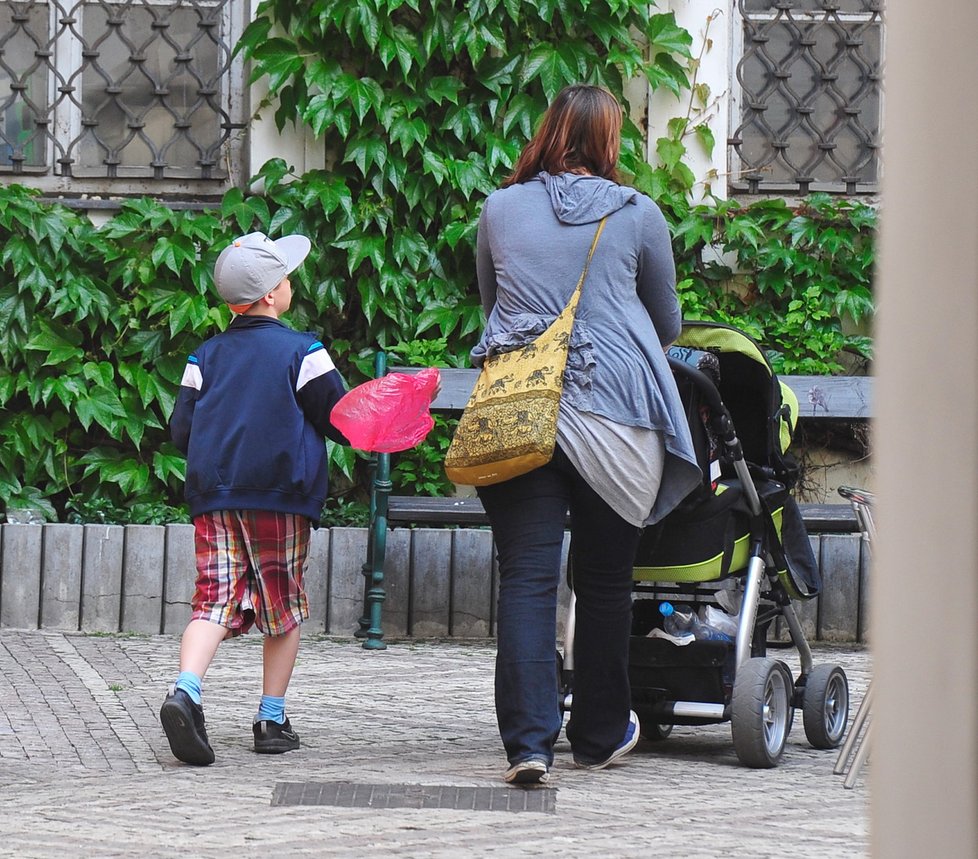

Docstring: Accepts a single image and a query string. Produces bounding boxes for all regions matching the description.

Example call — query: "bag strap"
[548,215,608,332]
[565,217,607,314]
[580,217,607,290]
[561,215,608,314]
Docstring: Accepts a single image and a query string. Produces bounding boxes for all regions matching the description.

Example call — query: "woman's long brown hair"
[503,84,623,187]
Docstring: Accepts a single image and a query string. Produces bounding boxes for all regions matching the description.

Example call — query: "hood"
[538,171,638,225]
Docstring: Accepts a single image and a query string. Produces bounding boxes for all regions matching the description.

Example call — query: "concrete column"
[872,3,978,854]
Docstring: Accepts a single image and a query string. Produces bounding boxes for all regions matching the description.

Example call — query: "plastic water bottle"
[699,604,739,639]
[659,602,732,642]
[658,602,696,638]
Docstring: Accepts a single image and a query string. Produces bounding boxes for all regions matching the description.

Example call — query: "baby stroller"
[562,321,850,768]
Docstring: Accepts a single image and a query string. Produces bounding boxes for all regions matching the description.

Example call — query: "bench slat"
[393,367,872,420]
[782,375,872,420]
[387,495,860,533]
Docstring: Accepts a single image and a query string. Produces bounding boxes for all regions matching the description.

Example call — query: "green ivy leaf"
[392,232,428,269]
[421,150,450,185]
[347,2,381,50]
[25,320,84,366]
[74,386,128,434]
[647,12,694,57]
[379,24,421,79]
[426,76,463,106]
[348,77,385,124]
[150,234,196,276]
[343,136,388,176]
[501,92,540,138]
[334,233,387,275]
[44,375,86,411]
[250,38,306,90]
[78,448,151,495]
[389,115,429,155]
[153,445,186,484]
[693,123,715,157]
[656,136,686,170]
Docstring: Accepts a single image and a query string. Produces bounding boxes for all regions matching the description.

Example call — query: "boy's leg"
[245,511,310,754]
[252,626,301,754]
[180,618,230,677]
[161,511,247,766]
[254,626,302,749]
[262,625,301,697]
[161,618,224,765]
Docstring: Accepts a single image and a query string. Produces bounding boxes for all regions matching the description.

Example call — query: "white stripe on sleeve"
[180,363,203,390]
[296,347,336,392]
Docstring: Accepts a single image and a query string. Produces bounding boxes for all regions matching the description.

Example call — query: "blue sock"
[257,694,286,724]
[174,670,202,705]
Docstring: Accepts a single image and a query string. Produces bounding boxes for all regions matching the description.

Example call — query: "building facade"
[0,1,883,207]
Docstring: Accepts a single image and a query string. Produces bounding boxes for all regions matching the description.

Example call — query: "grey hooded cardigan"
[473,171,700,524]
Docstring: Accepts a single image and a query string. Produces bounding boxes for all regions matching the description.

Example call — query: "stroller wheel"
[556,650,573,714]
[802,664,849,749]
[639,720,673,742]
[731,657,793,768]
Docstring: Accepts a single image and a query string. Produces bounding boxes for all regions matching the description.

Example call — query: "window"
[0,0,246,194]
[730,0,884,195]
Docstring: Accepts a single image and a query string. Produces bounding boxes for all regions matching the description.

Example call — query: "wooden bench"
[356,359,873,648]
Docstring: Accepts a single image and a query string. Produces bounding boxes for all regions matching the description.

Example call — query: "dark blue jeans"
[477,446,641,766]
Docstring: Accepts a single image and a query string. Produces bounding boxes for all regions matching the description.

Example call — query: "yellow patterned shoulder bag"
[444,217,607,486]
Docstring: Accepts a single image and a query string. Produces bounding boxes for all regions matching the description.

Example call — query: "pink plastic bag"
[331,368,441,453]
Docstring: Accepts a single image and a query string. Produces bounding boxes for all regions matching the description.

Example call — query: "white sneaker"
[504,757,551,785]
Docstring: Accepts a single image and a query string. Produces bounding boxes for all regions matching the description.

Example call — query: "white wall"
[648,0,733,201]
[243,1,325,186]
[248,75,326,184]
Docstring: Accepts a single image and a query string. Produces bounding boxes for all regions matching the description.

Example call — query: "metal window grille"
[0,0,243,184]
[731,0,884,195]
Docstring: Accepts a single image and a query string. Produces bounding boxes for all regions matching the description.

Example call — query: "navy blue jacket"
[169,315,349,521]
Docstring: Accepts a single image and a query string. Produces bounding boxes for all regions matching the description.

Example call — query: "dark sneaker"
[504,757,551,786]
[160,686,215,766]
[253,717,300,754]
[574,710,641,770]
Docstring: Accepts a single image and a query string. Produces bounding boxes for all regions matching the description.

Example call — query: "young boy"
[161,231,349,766]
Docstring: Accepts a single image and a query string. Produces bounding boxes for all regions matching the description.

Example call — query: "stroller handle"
[666,354,724,414]
[666,355,741,459]
[667,354,762,516]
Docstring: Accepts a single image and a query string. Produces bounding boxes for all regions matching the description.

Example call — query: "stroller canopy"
[675,322,799,483]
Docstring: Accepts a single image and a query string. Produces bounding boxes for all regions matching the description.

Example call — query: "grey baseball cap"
[213,231,312,309]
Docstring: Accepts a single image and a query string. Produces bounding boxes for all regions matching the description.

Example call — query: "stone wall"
[0,523,868,642]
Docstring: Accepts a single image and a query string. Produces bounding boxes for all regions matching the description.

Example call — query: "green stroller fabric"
[634,322,820,598]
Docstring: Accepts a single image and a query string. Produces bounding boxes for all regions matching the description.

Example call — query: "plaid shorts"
[190,510,311,637]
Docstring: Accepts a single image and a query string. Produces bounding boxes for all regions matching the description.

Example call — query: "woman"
[473,84,700,785]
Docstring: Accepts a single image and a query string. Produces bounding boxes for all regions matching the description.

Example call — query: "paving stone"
[0,630,872,857]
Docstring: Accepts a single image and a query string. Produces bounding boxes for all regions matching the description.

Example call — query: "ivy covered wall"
[0,0,875,523]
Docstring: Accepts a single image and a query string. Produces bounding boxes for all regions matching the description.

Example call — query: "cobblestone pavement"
[0,630,871,858]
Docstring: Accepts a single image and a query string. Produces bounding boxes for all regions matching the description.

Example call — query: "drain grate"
[271,782,556,813]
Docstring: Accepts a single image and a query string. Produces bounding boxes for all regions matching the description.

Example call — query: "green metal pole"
[354,447,376,640]
[363,455,389,650]
[362,351,388,650]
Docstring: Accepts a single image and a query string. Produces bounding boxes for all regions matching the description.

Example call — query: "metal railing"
[731,0,885,195]
[834,484,875,788]
[0,0,243,183]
